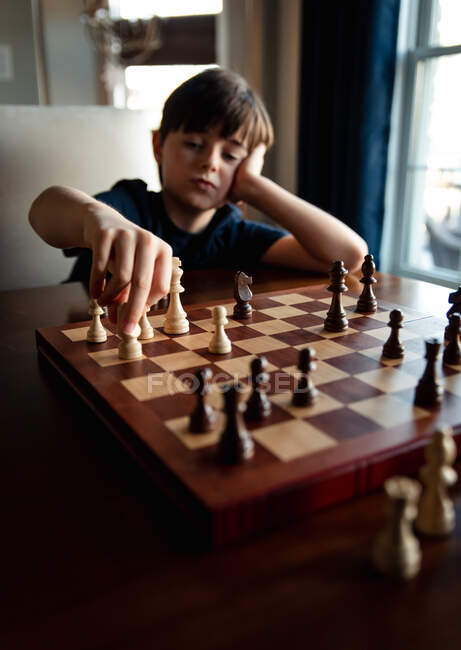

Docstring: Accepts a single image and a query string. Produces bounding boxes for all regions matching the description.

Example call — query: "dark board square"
[245,402,293,430]
[272,329,323,346]
[145,391,196,420]
[348,316,389,331]
[291,300,330,313]
[333,332,385,351]
[244,311,273,323]
[264,347,300,369]
[192,345,249,363]
[266,369,296,395]
[188,308,214,321]
[172,363,234,387]
[308,407,380,441]
[283,314,324,328]
[319,377,384,404]
[253,296,286,309]
[227,326,265,342]
[142,339,187,357]
[325,352,383,374]
[103,358,164,381]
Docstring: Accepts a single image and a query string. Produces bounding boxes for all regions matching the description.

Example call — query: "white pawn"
[208,306,232,354]
[372,476,421,580]
[86,298,107,343]
[117,303,142,360]
[163,257,189,335]
[139,306,154,340]
[416,427,458,536]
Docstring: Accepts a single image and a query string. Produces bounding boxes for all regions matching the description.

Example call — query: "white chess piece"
[86,298,107,343]
[117,303,142,360]
[208,306,232,354]
[163,257,189,335]
[139,306,154,340]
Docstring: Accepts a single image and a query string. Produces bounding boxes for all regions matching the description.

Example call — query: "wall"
[0,0,40,104]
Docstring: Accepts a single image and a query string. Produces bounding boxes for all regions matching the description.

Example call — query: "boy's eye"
[184,141,202,149]
[223,152,239,161]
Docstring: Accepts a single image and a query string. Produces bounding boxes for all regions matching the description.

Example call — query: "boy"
[29,68,367,335]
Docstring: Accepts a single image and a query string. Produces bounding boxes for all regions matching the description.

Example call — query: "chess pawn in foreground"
[292,347,318,407]
[355,254,377,313]
[372,476,422,580]
[324,260,349,332]
[415,427,458,536]
[443,313,460,365]
[233,271,253,320]
[245,356,271,420]
[382,309,405,359]
[217,382,254,464]
[414,338,443,407]
[189,367,217,433]
[447,286,461,319]
[163,257,189,335]
[86,298,107,343]
[117,303,142,360]
[139,306,154,340]
[208,306,232,354]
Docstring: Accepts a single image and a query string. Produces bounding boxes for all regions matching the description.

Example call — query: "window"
[382,0,461,287]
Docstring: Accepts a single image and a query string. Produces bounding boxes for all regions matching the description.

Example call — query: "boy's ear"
[152,130,163,164]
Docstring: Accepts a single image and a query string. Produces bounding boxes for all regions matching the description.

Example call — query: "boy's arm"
[29,185,172,333]
[231,146,368,273]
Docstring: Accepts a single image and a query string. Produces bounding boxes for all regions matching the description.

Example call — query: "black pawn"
[414,338,443,408]
[382,309,405,359]
[443,313,461,366]
[324,260,349,332]
[189,367,217,433]
[447,286,461,319]
[292,347,318,407]
[356,254,377,313]
[217,383,254,464]
[245,356,272,420]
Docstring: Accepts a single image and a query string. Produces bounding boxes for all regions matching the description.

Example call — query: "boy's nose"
[201,147,219,171]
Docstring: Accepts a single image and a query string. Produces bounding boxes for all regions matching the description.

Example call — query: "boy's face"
[153,125,248,215]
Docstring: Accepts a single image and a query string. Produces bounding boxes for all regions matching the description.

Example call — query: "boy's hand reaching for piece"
[228,143,266,204]
[84,204,172,334]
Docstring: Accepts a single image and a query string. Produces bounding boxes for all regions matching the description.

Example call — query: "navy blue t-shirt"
[65,179,287,284]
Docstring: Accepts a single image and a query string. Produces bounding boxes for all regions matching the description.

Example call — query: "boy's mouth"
[193,178,216,190]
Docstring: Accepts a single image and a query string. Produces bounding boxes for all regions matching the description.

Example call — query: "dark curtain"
[297,0,401,268]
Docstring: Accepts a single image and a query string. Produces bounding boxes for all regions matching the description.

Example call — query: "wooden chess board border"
[35,285,460,547]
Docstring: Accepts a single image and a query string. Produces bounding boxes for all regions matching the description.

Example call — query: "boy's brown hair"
[158,67,274,151]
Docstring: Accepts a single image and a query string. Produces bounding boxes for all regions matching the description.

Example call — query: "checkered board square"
[36,284,461,547]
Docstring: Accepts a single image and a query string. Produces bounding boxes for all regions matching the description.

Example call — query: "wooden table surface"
[1,268,460,650]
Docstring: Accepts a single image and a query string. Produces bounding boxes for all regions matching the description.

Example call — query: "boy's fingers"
[98,233,135,306]
[120,240,156,334]
[147,248,173,307]
[89,232,113,299]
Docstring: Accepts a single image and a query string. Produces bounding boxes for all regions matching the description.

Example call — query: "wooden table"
[1,269,460,650]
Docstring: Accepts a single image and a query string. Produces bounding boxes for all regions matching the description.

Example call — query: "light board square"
[192,317,241,332]
[270,391,343,417]
[247,319,298,335]
[269,293,314,306]
[304,324,359,339]
[121,371,189,401]
[444,374,461,397]
[359,347,422,365]
[318,295,357,307]
[61,326,99,342]
[355,366,419,392]
[259,305,308,319]
[253,419,337,462]
[296,338,354,360]
[348,394,429,427]
[282,360,349,386]
[151,350,210,372]
[361,327,420,342]
[165,414,223,449]
[88,348,146,367]
[310,309,364,320]
[172,331,212,350]
[233,335,289,354]
[214,355,277,380]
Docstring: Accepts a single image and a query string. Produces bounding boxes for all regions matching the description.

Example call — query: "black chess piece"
[443,313,461,366]
[217,382,255,463]
[382,309,405,359]
[324,261,349,332]
[356,254,378,313]
[245,356,272,420]
[233,271,253,319]
[414,338,443,407]
[447,286,461,319]
[189,367,217,433]
[292,347,318,407]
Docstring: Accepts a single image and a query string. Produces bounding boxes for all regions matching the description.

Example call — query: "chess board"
[36,285,461,546]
